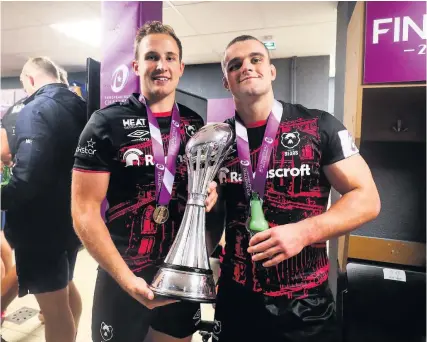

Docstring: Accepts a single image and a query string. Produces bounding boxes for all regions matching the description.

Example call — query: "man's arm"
[249,154,380,267]
[71,170,176,308]
[302,154,380,243]
[206,181,226,256]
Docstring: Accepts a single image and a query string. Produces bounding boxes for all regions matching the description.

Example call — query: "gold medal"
[153,206,169,224]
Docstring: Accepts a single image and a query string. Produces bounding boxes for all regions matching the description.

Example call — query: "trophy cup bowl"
[149,123,234,302]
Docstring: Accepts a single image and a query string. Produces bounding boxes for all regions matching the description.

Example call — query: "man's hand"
[205,181,218,212]
[247,223,309,267]
[121,274,178,310]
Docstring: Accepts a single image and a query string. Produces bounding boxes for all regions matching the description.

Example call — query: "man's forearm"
[205,184,226,255]
[73,211,134,286]
[302,188,380,246]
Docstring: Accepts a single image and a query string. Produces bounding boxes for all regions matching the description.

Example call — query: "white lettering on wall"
[373,18,392,44]
[373,14,427,44]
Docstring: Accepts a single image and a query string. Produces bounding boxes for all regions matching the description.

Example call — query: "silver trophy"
[150,123,234,302]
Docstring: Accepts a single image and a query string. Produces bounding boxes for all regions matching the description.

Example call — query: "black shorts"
[212,277,341,342]
[92,267,201,342]
[15,246,79,297]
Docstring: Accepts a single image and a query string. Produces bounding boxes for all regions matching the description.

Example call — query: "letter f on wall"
[373,18,392,44]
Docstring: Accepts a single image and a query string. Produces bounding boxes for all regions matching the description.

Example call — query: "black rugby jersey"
[218,101,359,299]
[73,94,204,275]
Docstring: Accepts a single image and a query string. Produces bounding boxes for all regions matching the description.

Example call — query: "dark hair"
[222,35,271,70]
[134,21,183,61]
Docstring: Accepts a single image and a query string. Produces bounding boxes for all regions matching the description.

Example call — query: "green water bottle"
[1,165,11,187]
[248,192,269,235]
[248,192,270,289]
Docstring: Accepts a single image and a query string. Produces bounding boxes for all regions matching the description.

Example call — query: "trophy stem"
[165,204,193,264]
[164,204,209,269]
[197,207,207,268]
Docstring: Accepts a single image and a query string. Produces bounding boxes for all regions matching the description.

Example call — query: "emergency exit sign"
[263,41,276,50]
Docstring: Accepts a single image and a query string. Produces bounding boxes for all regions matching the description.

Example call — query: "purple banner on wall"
[100,1,162,220]
[364,1,426,84]
[100,1,162,109]
[207,98,235,123]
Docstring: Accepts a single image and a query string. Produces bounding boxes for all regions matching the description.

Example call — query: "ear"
[132,60,139,76]
[29,76,35,87]
[179,61,185,77]
[270,63,277,82]
[222,76,230,91]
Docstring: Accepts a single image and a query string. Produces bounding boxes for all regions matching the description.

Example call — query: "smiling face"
[133,33,184,103]
[222,39,276,100]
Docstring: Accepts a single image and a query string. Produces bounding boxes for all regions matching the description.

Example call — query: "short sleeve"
[73,111,113,172]
[319,111,359,166]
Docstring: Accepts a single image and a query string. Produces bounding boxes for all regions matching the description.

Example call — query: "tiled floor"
[1,249,215,342]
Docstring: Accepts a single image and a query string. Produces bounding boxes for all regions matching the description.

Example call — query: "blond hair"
[24,57,71,86]
[25,56,60,80]
[58,67,69,86]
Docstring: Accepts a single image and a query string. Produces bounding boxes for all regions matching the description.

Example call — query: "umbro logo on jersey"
[127,130,150,141]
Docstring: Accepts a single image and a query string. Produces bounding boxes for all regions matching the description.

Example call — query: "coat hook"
[392,119,408,133]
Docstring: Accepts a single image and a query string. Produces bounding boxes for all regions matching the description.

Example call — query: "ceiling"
[1,1,338,78]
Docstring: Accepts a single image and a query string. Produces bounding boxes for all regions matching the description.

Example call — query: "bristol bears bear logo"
[185,125,197,137]
[212,320,222,340]
[100,322,113,341]
[281,131,300,149]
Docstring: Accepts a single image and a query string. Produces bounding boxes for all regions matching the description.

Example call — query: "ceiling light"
[50,19,101,47]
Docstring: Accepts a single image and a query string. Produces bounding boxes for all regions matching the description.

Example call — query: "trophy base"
[149,264,216,303]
